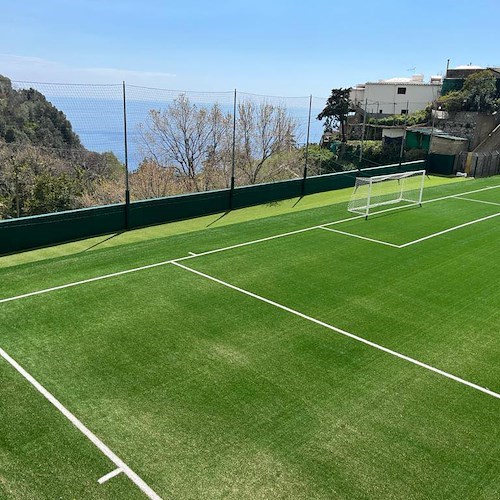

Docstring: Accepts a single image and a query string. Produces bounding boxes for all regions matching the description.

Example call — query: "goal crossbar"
[348,169,426,218]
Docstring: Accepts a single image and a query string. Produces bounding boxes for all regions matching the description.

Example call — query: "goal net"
[348,169,425,218]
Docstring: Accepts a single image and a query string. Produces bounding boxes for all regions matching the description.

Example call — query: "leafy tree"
[317,88,351,142]
[437,70,499,112]
[24,173,81,215]
[461,70,498,111]
[0,75,82,149]
[437,91,464,113]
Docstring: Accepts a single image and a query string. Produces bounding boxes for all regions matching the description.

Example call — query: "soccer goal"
[348,169,426,218]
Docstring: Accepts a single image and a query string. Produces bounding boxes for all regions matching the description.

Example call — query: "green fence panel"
[0,160,428,256]
[359,160,426,177]
[427,154,455,175]
[232,179,303,209]
[129,189,230,229]
[0,204,125,255]
[304,170,357,194]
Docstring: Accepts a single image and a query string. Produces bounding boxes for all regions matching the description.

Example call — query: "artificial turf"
[0,175,499,499]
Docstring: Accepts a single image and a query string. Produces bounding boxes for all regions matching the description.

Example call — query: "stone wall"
[435,112,500,150]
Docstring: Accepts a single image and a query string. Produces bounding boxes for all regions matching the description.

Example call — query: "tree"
[139,95,231,192]
[317,88,351,142]
[462,70,498,111]
[438,70,499,113]
[235,101,298,184]
[24,173,80,215]
[129,160,178,200]
[139,96,298,190]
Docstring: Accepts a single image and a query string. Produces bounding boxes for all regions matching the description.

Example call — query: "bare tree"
[129,160,178,200]
[235,101,298,184]
[139,95,232,192]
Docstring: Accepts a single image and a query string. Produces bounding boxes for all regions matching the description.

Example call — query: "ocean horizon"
[45,95,326,170]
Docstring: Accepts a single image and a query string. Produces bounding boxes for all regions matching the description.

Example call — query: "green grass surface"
[1,175,499,499]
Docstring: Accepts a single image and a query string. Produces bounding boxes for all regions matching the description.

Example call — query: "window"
[397,87,406,94]
[401,109,408,114]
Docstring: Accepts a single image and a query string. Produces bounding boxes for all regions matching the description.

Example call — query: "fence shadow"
[206,211,230,227]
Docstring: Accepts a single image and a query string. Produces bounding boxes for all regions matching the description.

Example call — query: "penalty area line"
[318,226,400,248]
[172,261,500,401]
[0,347,162,500]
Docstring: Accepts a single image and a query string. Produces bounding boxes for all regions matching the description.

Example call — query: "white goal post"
[348,169,426,218]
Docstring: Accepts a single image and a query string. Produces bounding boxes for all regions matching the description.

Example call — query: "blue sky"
[1,0,498,97]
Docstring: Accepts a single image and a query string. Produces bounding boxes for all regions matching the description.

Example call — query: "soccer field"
[1,175,499,499]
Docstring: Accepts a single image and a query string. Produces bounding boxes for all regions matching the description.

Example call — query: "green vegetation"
[0,75,123,218]
[317,87,351,141]
[0,175,499,498]
[438,70,500,112]
[367,107,430,127]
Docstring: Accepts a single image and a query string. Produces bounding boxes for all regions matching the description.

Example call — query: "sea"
[46,95,326,170]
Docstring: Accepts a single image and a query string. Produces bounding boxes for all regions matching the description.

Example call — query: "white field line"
[318,226,400,248]
[98,467,123,484]
[1,183,499,305]
[454,196,500,207]
[399,212,500,248]
[0,348,162,500]
[172,261,500,401]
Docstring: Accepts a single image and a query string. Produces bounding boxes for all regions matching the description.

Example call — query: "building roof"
[407,126,468,141]
[452,65,484,70]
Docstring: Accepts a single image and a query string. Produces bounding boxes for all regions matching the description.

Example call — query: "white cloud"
[0,54,176,86]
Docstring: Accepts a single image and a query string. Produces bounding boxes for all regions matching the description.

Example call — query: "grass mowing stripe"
[0,347,162,500]
[399,212,500,248]
[1,183,499,305]
[172,261,500,401]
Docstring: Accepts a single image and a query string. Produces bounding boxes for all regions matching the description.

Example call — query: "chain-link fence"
[0,79,443,220]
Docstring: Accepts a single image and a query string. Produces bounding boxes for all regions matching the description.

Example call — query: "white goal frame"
[348,169,426,219]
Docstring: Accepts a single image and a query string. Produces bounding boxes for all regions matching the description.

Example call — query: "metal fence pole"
[302,94,313,195]
[230,89,237,209]
[359,98,368,164]
[399,100,409,166]
[122,81,130,230]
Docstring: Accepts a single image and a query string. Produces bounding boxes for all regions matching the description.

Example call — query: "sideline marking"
[1,184,499,305]
[318,226,400,248]
[98,467,123,484]
[0,348,162,500]
[188,252,197,256]
[172,261,500,401]
[399,212,500,248]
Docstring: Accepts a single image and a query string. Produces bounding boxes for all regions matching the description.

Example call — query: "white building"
[350,74,442,116]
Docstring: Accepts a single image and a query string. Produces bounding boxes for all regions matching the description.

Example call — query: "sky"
[0,0,499,98]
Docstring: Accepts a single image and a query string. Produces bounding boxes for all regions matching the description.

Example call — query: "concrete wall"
[429,136,468,155]
[350,82,441,115]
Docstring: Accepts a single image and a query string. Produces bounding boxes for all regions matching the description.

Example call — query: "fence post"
[302,94,313,196]
[122,81,130,230]
[230,89,237,210]
[359,98,368,165]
